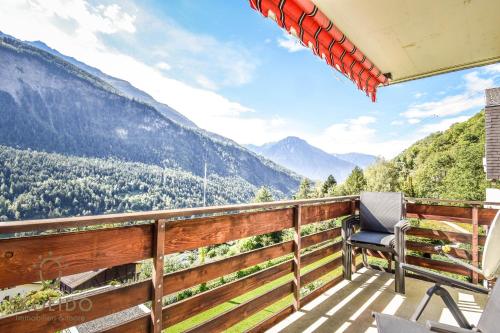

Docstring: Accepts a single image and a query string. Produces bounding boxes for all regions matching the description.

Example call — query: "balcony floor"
[268,268,487,333]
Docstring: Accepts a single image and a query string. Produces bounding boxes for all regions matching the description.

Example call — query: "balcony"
[0,196,496,332]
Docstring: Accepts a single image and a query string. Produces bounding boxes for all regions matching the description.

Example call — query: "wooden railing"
[0,196,497,333]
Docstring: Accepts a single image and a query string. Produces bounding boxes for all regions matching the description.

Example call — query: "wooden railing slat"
[0,224,153,289]
[293,205,301,311]
[184,282,293,333]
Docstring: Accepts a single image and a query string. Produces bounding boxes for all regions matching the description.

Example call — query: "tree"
[253,186,273,203]
[321,175,337,196]
[364,159,399,192]
[341,167,366,195]
[295,178,315,199]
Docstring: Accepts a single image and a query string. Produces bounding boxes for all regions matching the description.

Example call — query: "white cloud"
[0,0,275,143]
[484,63,500,74]
[155,61,171,71]
[277,32,306,53]
[414,92,426,99]
[418,116,471,134]
[401,71,492,120]
[391,120,404,126]
[408,118,421,124]
[307,116,412,158]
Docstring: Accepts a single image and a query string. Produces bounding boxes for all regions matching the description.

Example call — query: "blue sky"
[1,0,499,157]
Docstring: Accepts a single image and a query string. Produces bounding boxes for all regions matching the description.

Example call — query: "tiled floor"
[268,268,487,333]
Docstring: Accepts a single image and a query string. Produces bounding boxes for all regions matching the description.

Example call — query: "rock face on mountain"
[247,137,375,182]
[0,35,299,195]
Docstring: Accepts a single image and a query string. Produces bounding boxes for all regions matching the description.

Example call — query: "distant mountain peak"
[247,136,376,182]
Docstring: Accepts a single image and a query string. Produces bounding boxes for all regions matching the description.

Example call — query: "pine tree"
[295,178,314,199]
[342,167,366,195]
[321,175,337,195]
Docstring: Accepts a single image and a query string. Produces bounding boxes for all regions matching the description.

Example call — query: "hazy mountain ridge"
[247,137,376,182]
[0,34,300,195]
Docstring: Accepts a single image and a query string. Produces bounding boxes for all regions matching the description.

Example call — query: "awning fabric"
[248,0,388,101]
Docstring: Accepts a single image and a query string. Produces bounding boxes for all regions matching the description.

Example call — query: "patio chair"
[342,192,409,294]
[374,209,500,333]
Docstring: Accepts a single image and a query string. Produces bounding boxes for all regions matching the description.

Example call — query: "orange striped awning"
[248,0,388,101]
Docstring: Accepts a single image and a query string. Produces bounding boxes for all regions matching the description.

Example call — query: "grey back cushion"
[359,192,404,234]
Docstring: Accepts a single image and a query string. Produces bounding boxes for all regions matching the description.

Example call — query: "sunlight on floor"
[267,268,487,333]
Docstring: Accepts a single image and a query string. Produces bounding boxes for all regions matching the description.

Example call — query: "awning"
[249,0,388,101]
[248,0,500,102]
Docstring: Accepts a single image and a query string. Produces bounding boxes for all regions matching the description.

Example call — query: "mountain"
[0,34,300,196]
[393,111,493,200]
[333,153,377,169]
[247,136,369,182]
[0,145,268,221]
[25,39,197,129]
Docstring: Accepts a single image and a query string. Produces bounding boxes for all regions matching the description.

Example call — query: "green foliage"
[0,287,61,315]
[294,178,315,199]
[253,186,273,203]
[364,159,399,192]
[393,111,497,200]
[337,167,366,195]
[0,145,284,221]
[321,175,337,195]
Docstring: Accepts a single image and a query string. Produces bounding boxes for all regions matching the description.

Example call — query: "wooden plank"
[479,208,498,225]
[0,281,150,333]
[301,201,351,225]
[471,206,479,284]
[406,256,471,276]
[0,196,358,233]
[293,205,301,311]
[162,261,293,326]
[301,242,342,267]
[0,224,152,289]
[406,240,474,260]
[164,208,294,254]
[302,227,341,248]
[163,228,341,295]
[162,243,338,327]
[406,203,472,223]
[245,305,294,333]
[301,257,342,286]
[185,282,293,333]
[301,275,344,306]
[407,227,486,245]
[151,220,165,333]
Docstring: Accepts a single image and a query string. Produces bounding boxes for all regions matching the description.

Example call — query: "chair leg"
[394,253,405,294]
[343,242,352,280]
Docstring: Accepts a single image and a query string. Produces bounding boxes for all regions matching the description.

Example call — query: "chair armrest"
[395,219,411,232]
[426,321,476,333]
[342,215,359,228]
[402,264,489,294]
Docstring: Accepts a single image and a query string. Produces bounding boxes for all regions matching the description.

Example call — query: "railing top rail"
[0,195,359,234]
[406,197,500,206]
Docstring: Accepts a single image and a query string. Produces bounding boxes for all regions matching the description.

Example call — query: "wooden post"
[151,219,165,333]
[350,199,357,273]
[471,206,479,284]
[293,205,302,311]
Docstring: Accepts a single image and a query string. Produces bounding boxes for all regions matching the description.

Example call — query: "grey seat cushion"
[360,192,404,233]
[374,313,429,333]
[349,231,395,247]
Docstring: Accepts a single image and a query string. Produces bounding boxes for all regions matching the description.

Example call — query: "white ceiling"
[314,0,500,84]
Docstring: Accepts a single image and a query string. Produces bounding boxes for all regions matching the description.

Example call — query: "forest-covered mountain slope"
[394,111,493,200]
[0,35,300,195]
[0,145,275,221]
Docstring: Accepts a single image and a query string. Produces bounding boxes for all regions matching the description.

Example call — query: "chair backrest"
[481,210,500,280]
[359,192,404,234]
